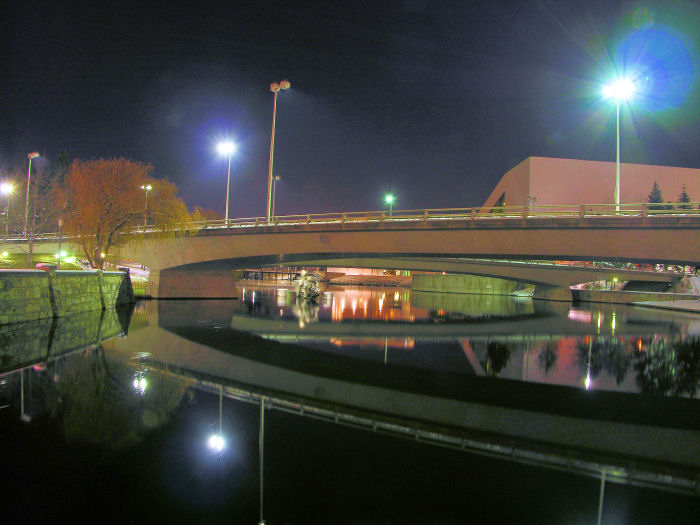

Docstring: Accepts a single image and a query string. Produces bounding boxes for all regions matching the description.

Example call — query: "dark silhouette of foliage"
[577,338,630,385]
[480,341,512,377]
[537,343,558,374]
[633,338,700,397]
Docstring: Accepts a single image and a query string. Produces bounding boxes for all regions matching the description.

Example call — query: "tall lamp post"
[24,152,40,237]
[217,141,236,226]
[603,78,635,212]
[140,184,152,230]
[1,182,13,240]
[267,79,290,223]
[271,175,281,220]
[384,193,395,216]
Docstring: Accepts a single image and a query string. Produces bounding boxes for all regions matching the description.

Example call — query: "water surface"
[1,286,698,524]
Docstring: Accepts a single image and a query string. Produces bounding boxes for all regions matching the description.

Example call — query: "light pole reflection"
[259,397,266,525]
[208,384,225,454]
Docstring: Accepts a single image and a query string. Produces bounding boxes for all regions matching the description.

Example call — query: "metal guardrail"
[134,201,700,234]
[4,202,700,241]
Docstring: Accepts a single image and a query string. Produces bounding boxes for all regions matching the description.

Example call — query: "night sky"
[2,0,699,217]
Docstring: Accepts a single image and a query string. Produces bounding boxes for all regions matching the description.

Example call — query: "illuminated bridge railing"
[4,202,700,242]
[153,201,700,233]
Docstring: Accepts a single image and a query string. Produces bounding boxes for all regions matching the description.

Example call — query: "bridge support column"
[148,268,240,299]
[532,285,573,302]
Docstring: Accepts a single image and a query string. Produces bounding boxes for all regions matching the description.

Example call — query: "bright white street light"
[603,78,636,212]
[603,78,635,100]
[384,193,395,216]
[217,141,237,226]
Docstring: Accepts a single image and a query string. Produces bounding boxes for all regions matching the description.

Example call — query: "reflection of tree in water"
[576,338,630,385]
[479,342,512,377]
[46,347,188,449]
[537,343,558,374]
[634,338,700,397]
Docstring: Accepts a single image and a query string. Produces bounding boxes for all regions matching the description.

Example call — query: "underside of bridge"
[146,254,680,301]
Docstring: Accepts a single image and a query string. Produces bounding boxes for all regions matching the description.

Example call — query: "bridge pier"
[149,268,239,299]
[532,285,573,302]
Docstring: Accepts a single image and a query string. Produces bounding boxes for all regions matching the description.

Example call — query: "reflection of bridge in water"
[103,301,700,496]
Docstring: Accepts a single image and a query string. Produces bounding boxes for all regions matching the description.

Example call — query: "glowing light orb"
[603,78,636,100]
[217,141,236,155]
[208,434,225,453]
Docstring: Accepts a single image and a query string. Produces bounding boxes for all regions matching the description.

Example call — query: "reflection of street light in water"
[585,338,593,391]
[259,397,266,525]
[208,384,225,454]
[20,368,31,423]
[133,371,148,395]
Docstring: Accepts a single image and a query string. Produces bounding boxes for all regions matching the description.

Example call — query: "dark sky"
[2,0,699,217]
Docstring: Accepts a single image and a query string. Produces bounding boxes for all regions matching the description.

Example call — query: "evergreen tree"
[678,184,692,210]
[648,181,664,210]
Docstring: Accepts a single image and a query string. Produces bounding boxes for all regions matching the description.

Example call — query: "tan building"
[482,157,700,208]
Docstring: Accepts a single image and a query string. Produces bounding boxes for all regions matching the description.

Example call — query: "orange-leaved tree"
[59,158,190,268]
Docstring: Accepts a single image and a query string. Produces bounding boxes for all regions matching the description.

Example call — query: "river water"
[1,284,699,524]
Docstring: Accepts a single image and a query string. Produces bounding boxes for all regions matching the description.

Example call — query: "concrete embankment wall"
[0,269,134,325]
[573,289,699,305]
[412,273,532,295]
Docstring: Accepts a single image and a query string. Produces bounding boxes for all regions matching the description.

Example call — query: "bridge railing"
[5,202,700,242]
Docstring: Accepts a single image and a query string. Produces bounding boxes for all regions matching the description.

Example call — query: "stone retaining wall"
[0,269,134,325]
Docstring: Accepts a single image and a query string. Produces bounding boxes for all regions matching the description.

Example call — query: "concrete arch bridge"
[112,208,700,300]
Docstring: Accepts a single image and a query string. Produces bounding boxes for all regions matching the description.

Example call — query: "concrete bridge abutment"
[532,285,574,302]
[149,268,239,299]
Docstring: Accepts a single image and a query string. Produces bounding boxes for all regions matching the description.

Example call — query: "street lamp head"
[140,184,152,191]
[274,175,281,181]
[603,78,635,100]
[384,194,395,205]
[1,182,13,195]
[217,141,236,156]
[27,152,40,160]
[270,80,291,92]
